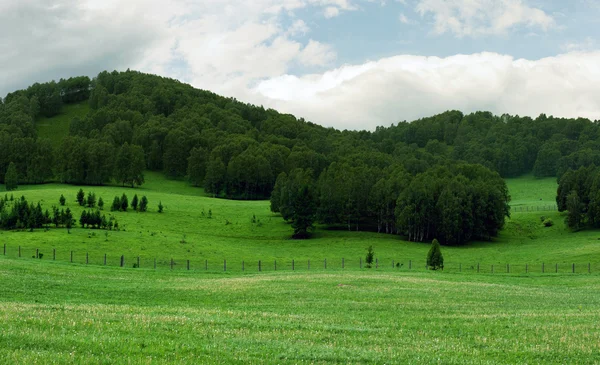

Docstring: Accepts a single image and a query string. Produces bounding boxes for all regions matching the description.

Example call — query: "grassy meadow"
[1,258,599,364]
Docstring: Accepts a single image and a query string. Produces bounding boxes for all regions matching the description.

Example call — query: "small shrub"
[158,201,164,213]
[543,218,554,227]
[365,246,374,268]
[59,194,66,206]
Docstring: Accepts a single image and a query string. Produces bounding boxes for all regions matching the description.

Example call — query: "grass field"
[1,258,599,364]
[505,174,558,208]
[36,101,89,148]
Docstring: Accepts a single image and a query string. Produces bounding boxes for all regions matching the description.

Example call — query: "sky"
[2,0,600,130]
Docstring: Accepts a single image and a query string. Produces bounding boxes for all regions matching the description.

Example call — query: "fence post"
[104,254,107,266]
[137,256,140,268]
[492,265,494,274]
[274,260,276,271]
[258,260,261,272]
[409,260,412,270]
[477,263,480,273]
[572,263,575,274]
[187,260,190,271]
[556,263,558,273]
[324,259,327,270]
[120,255,124,267]
[70,251,73,263]
[376,258,378,269]
[36,248,39,259]
[170,258,173,270]
[19,246,21,258]
[292,259,294,271]
[53,248,56,261]
[154,258,156,270]
[224,259,226,272]
[3,243,5,256]
[542,262,544,273]
[308,259,310,270]
[360,257,362,269]
[343,258,345,269]
[86,252,89,264]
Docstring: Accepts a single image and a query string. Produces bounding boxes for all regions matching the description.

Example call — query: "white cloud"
[415,0,554,37]
[324,6,341,18]
[562,37,596,52]
[399,13,413,24]
[252,52,600,130]
[0,0,348,98]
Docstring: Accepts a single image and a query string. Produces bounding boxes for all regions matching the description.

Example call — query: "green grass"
[36,101,89,147]
[1,259,599,364]
[505,174,558,208]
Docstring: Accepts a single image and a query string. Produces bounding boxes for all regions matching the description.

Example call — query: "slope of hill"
[35,101,89,148]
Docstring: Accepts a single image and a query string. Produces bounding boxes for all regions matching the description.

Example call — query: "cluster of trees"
[79,210,119,230]
[110,193,149,212]
[0,196,75,231]
[556,165,600,230]
[271,162,510,245]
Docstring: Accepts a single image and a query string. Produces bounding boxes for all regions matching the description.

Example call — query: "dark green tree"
[76,189,85,206]
[80,210,88,228]
[427,239,444,270]
[87,192,96,208]
[158,201,164,213]
[566,190,583,231]
[291,185,316,239]
[5,162,18,191]
[120,194,128,212]
[187,146,208,187]
[139,196,148,212]
[131,194,139,211]
[98,197,104,210]
[59,194,66,206]
[111,196,121,211]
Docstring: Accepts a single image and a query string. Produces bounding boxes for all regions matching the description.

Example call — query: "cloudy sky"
[2,0,600,130]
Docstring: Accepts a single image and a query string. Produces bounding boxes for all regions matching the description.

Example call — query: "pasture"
[1,258,599,364]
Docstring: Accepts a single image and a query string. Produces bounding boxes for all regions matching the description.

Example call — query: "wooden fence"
[511,205,558,213]
[2,244,598,275]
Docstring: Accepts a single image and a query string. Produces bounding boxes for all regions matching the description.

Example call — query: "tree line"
[270,162,510,245]
[3,70,598,196]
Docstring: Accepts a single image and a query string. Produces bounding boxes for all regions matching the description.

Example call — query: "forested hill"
[0,70,597,243]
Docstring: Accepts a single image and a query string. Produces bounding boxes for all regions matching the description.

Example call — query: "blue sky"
[2,0,600,130]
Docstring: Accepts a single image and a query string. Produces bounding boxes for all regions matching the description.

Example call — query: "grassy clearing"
[505,174,558,208]
[35,101,89,147]
[0,258,599,364]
